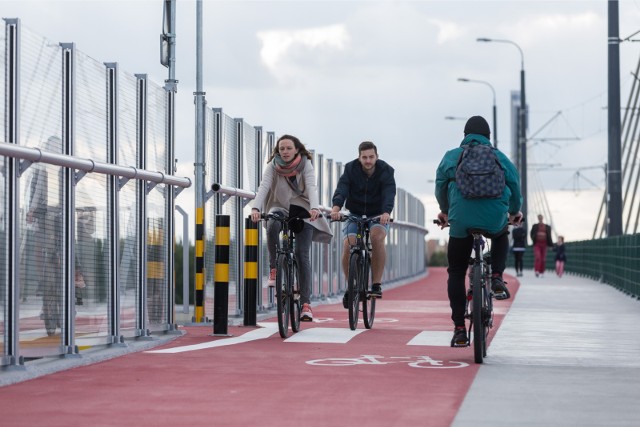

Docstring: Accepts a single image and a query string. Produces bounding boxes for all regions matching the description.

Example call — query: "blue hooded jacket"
[435,134,522,238]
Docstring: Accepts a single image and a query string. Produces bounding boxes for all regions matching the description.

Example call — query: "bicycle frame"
[434,217,518,363]
[260,212,302,338]
[341,214,377,330]
[467,231,493,364]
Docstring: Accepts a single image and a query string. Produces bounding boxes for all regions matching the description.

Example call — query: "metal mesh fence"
[0,19,187,364]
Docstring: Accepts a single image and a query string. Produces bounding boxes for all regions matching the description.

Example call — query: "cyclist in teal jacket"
[435,116,522,346]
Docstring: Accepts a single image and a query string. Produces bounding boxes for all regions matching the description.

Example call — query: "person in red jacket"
[530,214,554,277]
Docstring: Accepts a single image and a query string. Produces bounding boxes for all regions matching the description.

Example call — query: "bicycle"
[259,211,307,338]
[466,228,493,363]
[336,214,391,331]
[434,218,515,364]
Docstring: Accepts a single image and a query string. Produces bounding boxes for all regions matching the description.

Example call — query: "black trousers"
[447,230,509,327]
[513,250,524,272]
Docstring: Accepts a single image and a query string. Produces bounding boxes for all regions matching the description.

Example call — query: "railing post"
[244,217,258,326]
[135,73,150,339]
[213,215,230,335]
[3,18,23,369]
[60,42,79,356]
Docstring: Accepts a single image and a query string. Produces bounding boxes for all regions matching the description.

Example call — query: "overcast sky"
[3,0,640,243]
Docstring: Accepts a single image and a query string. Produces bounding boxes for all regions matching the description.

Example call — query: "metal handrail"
[0,141,191,188]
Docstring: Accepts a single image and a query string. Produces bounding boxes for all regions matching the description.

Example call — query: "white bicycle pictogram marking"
[306,354,469,368]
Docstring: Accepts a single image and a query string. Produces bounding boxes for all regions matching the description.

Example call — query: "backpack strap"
[448,145,470,183]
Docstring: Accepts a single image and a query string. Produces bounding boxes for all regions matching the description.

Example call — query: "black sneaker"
[451,327,468,347]
[370,283,382,298]
[491,276,511,300]
[342,292,348,309]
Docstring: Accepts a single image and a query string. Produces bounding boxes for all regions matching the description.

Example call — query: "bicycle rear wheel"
[471,263,485,363]
[362,257,375,329]
[347,252,361,330]
[290,260,301,333]
[276,255,290,338]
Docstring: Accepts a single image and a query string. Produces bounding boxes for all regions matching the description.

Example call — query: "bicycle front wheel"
[347,252,362,330]
[290,259,301,333]
[276,255,291,338]
[471,263,485,363]
[362,256,375,329]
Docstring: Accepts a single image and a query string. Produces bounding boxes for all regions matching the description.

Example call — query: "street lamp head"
[476,37,492,42]
[457,78,469,82]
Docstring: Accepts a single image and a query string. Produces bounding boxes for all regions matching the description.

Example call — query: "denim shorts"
[342,220,389,238]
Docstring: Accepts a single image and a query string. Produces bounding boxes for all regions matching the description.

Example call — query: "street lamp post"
[477,37,527,225]
[457,77,498,148]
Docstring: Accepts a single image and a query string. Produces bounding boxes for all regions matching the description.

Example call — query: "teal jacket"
[435,134,522,238]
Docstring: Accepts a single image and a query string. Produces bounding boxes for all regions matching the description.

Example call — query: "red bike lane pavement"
[0,267,519,426]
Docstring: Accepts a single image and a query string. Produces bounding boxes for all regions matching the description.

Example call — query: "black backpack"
[454,144,505,199]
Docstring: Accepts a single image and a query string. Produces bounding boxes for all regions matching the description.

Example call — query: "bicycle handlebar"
[258,212,325,222]
[332,213,394,223]
[433,215,522,229]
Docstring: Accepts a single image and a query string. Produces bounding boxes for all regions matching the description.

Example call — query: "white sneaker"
[300,303,313,321]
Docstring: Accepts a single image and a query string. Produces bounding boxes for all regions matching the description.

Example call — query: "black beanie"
[464,116,491,137]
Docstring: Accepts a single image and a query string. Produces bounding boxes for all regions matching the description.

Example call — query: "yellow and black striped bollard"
[213,215,230,335]
[243,217,258,326]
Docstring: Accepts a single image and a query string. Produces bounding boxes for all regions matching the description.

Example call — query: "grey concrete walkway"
[454,268,640,426]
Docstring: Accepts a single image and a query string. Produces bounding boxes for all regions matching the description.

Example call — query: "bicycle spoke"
[276,256,290,338]
[348,253,361,330]
[472,263,484,363]
[363,257,375,329]
[290,260,301,333]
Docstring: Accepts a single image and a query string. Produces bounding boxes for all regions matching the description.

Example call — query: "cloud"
[257,24,350,81]
[427,18,467,44]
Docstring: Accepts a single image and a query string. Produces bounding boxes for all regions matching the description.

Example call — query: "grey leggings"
[267,220,313,305]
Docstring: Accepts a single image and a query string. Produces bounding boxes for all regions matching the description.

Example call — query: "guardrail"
[518,236,640,298]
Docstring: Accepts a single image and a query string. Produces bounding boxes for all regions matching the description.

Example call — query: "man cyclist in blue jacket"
[435,116,522,347]
[331,141,396,307]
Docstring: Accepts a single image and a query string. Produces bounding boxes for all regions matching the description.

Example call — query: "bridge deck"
[1,267,639,426]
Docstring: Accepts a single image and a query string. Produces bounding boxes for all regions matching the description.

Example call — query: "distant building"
[427,239,448,265]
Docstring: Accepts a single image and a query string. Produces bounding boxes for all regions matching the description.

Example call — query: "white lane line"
[284,327,367,343]
[407,331,474,347]
[146,323,279,354]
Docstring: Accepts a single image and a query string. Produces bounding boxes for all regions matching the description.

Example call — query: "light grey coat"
[251,159,333,244]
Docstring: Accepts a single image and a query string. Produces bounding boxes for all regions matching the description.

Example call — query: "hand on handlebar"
[379,212,391,226]
[435,212,449,229]
[509,211,523,225]
[250,209,261,223]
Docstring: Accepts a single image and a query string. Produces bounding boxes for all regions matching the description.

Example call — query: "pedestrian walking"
[554,235,566,278]
[530,214,553,277]
[511,222,526,277]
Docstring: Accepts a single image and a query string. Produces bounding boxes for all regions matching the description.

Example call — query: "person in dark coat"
[330,141,396,304]
[511,223,526,277]
[554,235,567,278]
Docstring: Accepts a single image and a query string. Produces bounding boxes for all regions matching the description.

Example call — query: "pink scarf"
[273,153,305,177]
